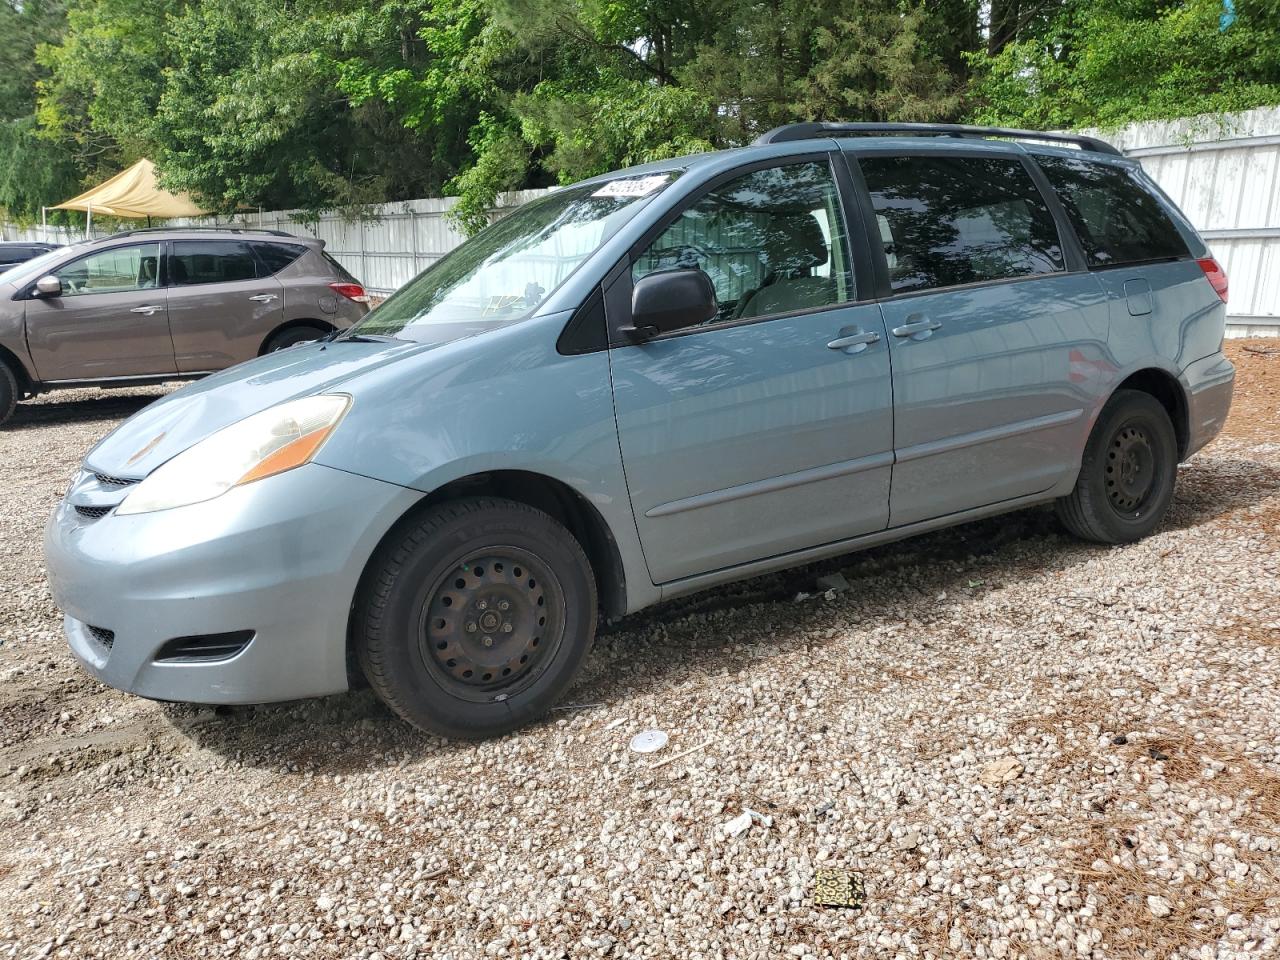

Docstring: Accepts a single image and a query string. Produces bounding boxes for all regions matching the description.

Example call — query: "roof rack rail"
[99,226,298,240]
[753,122,1122,156]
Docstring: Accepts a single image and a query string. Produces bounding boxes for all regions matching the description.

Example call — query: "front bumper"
[44,463,420,704]
[1182,351,1235,459]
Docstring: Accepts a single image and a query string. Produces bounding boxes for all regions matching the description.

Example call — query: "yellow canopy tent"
[51,158,208,228]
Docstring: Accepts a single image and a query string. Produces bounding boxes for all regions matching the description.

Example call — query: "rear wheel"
[354,497,597,739]
[1056,389,1178,543]
[265,324,328,353]
[0,362,17,427]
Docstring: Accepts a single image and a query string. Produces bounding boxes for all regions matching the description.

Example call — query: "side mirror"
[626,268,717,340]
[34,275,62,298]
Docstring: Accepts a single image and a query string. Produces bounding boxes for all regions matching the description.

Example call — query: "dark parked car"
[0,241,61,268]
[0,228,370,425]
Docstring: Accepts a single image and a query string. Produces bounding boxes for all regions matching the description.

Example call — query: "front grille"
[74,505,111,520]
[87,625,115,649]
[154,631,254,664]
[94,473,137,488]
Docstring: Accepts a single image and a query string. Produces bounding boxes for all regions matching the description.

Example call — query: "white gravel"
[2,358,1279,960]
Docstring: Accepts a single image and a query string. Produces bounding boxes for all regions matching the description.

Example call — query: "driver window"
[633,161,855,328]
[54,243,161,297]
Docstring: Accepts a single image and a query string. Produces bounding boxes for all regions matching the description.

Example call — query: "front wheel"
[1056,389,1178,544]
[265,324,328,353]
[0,362,17,427]
[354,497,597,739]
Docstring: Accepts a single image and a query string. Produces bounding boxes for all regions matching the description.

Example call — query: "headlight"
[116,395,351,516]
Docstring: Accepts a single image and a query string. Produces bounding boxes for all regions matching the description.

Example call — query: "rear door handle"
[248,294,279,303]
[130,305,162,316]
[891,316,942,340]
[827,330,881,354]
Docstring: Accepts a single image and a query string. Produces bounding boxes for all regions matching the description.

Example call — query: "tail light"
[329,282,370,304]
[1196,257,1228,303]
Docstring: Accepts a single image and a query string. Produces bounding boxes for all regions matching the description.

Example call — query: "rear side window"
[859,154,1065,294]
[252,242,306,275]
[1034,155,1189,267]
[169,240,260,286]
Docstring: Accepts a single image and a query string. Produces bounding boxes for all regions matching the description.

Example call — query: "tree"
[436,0,964,227]
[5,0,1280,230]
[0,0,81,222]
[149,0,450,212]
[968,0,1280,129]
[36,0,182,174]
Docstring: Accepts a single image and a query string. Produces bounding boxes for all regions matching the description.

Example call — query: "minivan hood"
[86,338,426,477]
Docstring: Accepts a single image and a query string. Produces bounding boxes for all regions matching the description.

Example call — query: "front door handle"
[130,305,162,316]
[827,330,881,354]
[248,293,279,303]
[891,316,942,340]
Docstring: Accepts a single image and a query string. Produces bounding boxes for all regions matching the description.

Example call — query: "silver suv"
[0,228,369,425]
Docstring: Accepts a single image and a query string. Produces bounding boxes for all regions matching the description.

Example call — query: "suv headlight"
[116,395,351,516]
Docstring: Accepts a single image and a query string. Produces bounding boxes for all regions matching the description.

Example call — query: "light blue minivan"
[45,123,1235,738]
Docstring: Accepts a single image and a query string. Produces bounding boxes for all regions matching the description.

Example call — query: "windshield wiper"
[329,332,401,344]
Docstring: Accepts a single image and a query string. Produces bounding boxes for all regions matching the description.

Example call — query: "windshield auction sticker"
[592,174,672,198]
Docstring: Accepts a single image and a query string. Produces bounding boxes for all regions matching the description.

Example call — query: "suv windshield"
[347,174,677,344]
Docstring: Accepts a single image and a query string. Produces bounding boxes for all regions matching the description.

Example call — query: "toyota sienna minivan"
[45,123,1235,738]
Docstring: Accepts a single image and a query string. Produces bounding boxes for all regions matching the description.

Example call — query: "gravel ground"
[2,341,1279,960]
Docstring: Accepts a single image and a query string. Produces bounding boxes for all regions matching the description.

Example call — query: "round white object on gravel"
[628,729,669,753]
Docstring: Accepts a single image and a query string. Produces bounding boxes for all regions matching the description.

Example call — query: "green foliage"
[0,0,82,221]
[147,0,473,213]
[36,0,182,168]
[447,113,530,233]
[968,0,1280,129]
[0,0,1278,230]
[515,79,717,180]
[0,116,81,223]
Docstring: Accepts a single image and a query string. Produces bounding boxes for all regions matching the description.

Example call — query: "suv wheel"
[0,362,17,427]
[1056,389,1178,544]
[354,497,597,739]
[265,324,328,353]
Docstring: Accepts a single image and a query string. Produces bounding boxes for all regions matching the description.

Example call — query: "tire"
[265,324,328,353]
[354,497,597,739]
[1056,389,1178,544]
[0,362,17,428]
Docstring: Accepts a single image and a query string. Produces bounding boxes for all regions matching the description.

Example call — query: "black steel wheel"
[355,497,597,738]
[0,362,15,427]
[1057,389,1178,544]
[419,548,564,702]
[1105,423,1157,516]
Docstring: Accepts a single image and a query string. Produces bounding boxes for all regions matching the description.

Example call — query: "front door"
[854,150,1112,528]
[165,239,285,371]
[609,158,894,584]
[24,241,175,382]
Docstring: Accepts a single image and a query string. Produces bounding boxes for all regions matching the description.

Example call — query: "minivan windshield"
[346,173,677,344]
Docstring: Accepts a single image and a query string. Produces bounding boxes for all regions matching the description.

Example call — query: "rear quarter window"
[1034,155,1189,267]
[252,242,307,275]
[322,252,359,284]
